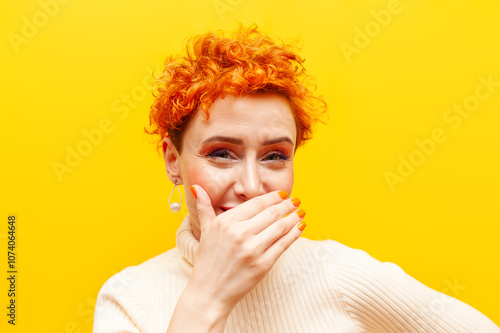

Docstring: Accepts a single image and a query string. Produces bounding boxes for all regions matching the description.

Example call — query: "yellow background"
[1,0,499,331]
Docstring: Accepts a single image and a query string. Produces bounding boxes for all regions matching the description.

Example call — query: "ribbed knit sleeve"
[92,218,499,333]
[93,266,152,333]
[328,241,500,333]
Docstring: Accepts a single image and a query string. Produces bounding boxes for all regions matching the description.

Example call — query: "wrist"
[180,283,233,320]
[177,283,232,330]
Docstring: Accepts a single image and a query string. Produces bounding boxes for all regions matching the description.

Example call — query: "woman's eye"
[263,151,290,161]
[206,148,235,160]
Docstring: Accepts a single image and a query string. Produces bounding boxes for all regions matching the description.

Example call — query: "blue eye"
[206,148,235,160]
[264,151,290,161]
[204,148,290,163]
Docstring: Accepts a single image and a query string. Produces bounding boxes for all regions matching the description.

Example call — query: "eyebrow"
[202,136,294,146]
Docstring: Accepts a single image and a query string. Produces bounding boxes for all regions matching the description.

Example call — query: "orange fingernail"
[279,190,288,199]
[291,198,301,207]
[296,209,306,218]
[190,186,197,199]
[297,221,306,231]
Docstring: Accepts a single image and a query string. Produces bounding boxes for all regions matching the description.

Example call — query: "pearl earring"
[169,177,182,213]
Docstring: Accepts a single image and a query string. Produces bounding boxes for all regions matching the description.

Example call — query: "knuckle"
[266,206,282,221]
[219,221,243,243]
[258,258,272,272]
[238,244,255,262]
[275,219,289,234]
[275,234,295,253]
[273,240,286,253]
[254,196,267,209]
[213,217,222,227]
[248,258,267,275]
[229,230,244,245]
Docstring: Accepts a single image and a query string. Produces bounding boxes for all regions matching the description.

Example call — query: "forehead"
[185,94,297,145]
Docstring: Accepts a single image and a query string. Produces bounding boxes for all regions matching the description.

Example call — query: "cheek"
[184,163,233,204]
[263,165,294,194]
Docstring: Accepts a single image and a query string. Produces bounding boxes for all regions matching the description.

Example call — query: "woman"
[93,24,499,332]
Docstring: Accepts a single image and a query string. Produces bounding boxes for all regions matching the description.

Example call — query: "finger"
[246,197,301,234]
[224,190,289,221]
[190,185,216,232]
[261,218,306,265]
[256,208,306,254]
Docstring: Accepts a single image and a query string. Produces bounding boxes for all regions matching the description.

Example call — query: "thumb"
[190,185,216,232]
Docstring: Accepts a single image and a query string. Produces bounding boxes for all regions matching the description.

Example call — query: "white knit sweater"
[93,215,499,332]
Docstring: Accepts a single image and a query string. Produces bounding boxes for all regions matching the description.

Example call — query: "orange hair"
[145,23,327,153]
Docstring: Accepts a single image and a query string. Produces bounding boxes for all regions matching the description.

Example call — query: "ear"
[162,136,183,185]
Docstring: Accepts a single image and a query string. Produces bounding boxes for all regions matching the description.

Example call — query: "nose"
[233,159,264,200]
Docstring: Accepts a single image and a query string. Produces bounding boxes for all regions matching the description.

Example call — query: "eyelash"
[206,148,235,160]
[205,148,290,162]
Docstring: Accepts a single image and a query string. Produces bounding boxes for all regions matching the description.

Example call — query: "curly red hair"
[145,23,327,153]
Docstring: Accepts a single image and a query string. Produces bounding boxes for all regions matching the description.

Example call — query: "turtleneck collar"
[175,214,199,266]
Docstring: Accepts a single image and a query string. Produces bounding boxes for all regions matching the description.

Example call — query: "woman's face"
[163,93,297,240]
